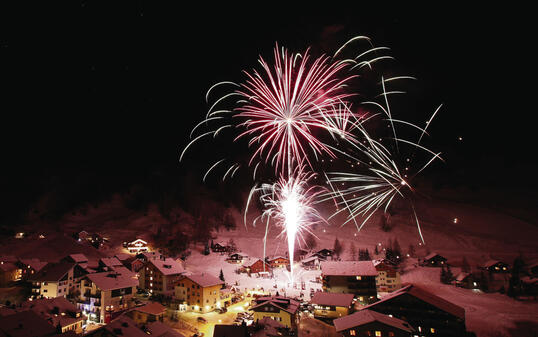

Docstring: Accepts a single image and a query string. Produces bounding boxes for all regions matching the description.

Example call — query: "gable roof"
[87,270,138,291]
[0,262,17,273]
[147,256,184,276]
[145,321,186,337]
[184,273,223,288]
[361,284,465,319]
[321,261,378,276]
[105,315,147,337]
[0,310,57,337]
[424,252,445,260]
[310,292,354,307]
[133,302,166,316]
[483,259,505,268]
[30,262,74,282]
[99,257,123,268]
[334,309,414,332]
[251,296,299,315]
[19,259,48,273]
[213,324,249,337]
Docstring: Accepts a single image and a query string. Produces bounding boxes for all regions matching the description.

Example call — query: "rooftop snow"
[334,309,414,332]
[310,291,354,307]
[321,261,378,276]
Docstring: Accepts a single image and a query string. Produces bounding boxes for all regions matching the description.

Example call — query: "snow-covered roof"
[424,252,445,260]
[302,255,321,263]
[184,273,223,288]
[68,253,88,263]
[147,255,185,276]
[19,259,48,273]
[30,262,75,282]
[20,297,85,328]
[455,272,471,282]
[0,262,17,272]
[310,292,354,307]
[146,321,186,337]
[334,309,414,333]
[0,310,56,336]
[483,259,504,268]
[361,284,465,319]
[521,276,538,285]
[269,256,288,261]
[252,317,285,337]
[115,253,131,261]
[321,261,378,276]
[251,296,300,315]
[105,315,147,337]
[87,270,138,291]
[133,302,166,316]
[100,257,123,268]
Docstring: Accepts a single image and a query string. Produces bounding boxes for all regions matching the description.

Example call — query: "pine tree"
[440,265,447,283]
[219,269,225,283]
[446,265,454,283]
[374,245,379,256]
[203,241,210,255]
[333,237,343,259]
[350,242,357,261]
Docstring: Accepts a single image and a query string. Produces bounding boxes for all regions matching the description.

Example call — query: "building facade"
[375,261,401,294]
[321,261,378,305]
[174,273,224,313]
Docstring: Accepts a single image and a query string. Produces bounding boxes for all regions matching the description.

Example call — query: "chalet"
[226,253,245,264]
[127,301,166,324]
[334,309,415,337]
[211,241,229,253]
[242,258,272,275]
[301,254,324,270]
[321,261,378,305]
[317,248,334,260]
[374,260,401,294]
[455,272,479,289]
[98,257,123,271]
[174,273,224,312]
[0,310,57,337]
[63,253,89,264]
[310,291,355,319]
[360,284,466,337]
[0,262,18,287]
[78,269,138,323]
[20,296,86,334]
[250,296,300,331]
[421,252,447,267]
[16,258,48,281]
[139,254,185,294]
[482,260,510,273]
[30,262,76,298]
[268,256,290,269]
[124,238,149,254]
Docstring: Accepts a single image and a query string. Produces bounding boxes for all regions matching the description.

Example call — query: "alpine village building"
[139,253,185,294]
[374,260,402,294]
[310,291,355,319]
[250,296,300,331]
[334,309,415,337]
[30,262,76,298]
[321,261,378,305]
[174,273,224,312]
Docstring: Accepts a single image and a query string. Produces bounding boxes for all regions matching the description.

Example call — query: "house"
[127,301,166,324]
[226,253,245,264]
[174,273,224,313]
[455,272,480,289]
[211,241,229,253]
[374,260,401,294]
[78,231,89,241]
[251,317,295,337]
[16,258,48,281]
[98,257,123,271]
[295,249,309,261]
[421,253,447,267]
[321,261,378,305]
[62,254,89,264]
[0,310,57,337]
[310,291,355,319]
[268,256,290,269]
[482,260,510,273]
[317,248,334,260]
[334,309,415,337]
[360,284,466,337]
[242,258,272,275]
[0,262,18,286]
[250,296,300,331]
[139,254,185,294]
[301,254,324,270]
[125,239,149,254]
[213,324,250,337]
[29,262,76,298]
[78,269,138,323]
[20,296,86,334]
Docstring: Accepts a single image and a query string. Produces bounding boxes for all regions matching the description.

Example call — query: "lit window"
[350,330,356,336]
[356,276,362,280]
[431,328,435,333]
[375,331,381,337]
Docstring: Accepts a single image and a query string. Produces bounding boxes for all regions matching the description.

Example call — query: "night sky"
[0,3,534,224]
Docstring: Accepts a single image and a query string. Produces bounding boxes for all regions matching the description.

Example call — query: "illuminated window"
[356,276,362,280]
[431,328,435,333]
[375,331,381,337]
[389,333,395,337]
[349,330,356,336]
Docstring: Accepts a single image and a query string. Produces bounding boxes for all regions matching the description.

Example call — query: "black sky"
[0,3,535,221]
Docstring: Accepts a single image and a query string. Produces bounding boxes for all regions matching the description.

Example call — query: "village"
[1,226,538,337]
